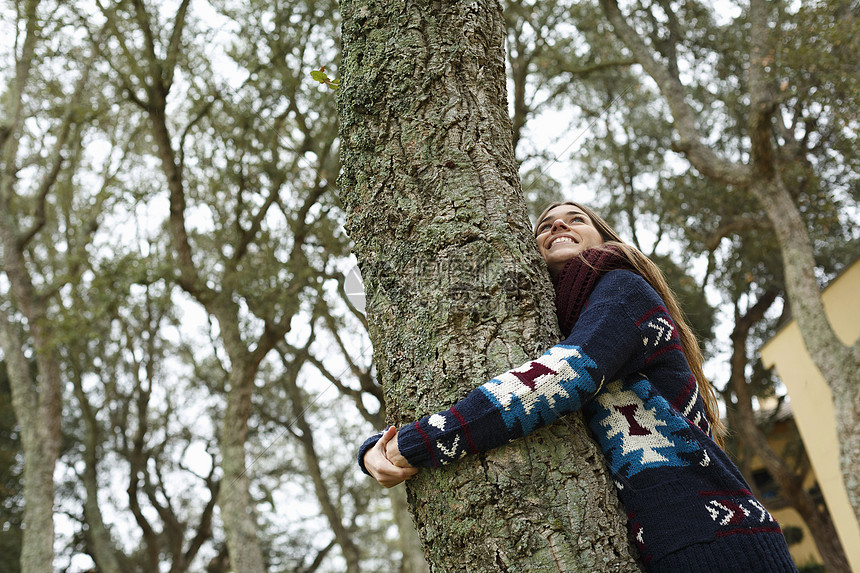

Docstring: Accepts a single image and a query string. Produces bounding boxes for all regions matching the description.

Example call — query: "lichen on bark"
[338,0,641,570]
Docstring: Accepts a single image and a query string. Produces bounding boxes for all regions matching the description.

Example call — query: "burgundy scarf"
[551,246,635,336]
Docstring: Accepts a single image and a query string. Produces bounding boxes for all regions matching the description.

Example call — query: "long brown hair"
[535,201,727,445]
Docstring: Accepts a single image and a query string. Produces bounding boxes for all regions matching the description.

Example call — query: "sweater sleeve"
[357,431,384,476]
[396,271,654,468]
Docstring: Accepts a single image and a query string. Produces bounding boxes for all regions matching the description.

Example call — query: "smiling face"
[535,205,605,276]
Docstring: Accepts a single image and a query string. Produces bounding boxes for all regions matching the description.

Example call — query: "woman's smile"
[536,205,604,275]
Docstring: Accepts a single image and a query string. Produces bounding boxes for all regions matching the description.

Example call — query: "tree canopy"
[0,0,857,571]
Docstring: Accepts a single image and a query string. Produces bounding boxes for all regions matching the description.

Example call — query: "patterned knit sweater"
[358,270,797,572]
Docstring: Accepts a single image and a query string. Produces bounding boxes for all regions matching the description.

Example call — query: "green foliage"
[310,67,340,90]
[782,525,804,546]
[797,561,826,573]
[563,0,860,313]
[521,168,566,220]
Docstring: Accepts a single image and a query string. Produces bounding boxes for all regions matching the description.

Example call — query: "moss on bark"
[338,1,641,570]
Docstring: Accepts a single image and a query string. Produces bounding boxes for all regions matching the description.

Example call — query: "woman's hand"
[364,426,418,488]
[384,428,412,468]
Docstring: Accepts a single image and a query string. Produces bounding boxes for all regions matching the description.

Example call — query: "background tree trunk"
[750,176,860,526]
[601,0,860,527]
[0,311,60,573]
[338,1,640,570]
[0,2,91,569]
[214,357,267,573]
[388,486,429,573]
[728,291,850,573]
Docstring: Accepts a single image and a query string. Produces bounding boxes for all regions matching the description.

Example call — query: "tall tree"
[56,252,221,573]
[600,0,860,523]
[540,2,854,566]
[725,289,849,572]
[0,2,106,570]
[338,0,639,570]
[94,0,273,562]
[94,0,357,568]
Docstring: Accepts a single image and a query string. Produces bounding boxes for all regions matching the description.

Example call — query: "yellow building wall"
[761,259,860,572]
[746,417,830,566]
[744,418,824,567]
[772,506,822,569]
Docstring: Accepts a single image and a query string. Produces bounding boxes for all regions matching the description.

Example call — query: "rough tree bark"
[600,0,860,526]
[338,1,640,570]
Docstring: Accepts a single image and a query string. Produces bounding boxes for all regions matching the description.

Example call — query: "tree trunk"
[71,368,124,573]
[388,486,429,573]
[0,4,63,569]
[283,359,361,573]
[602,0,860,526]
[729,291,850,573]
[338,1,640,571]
[140,41,268,568]
[216,357,267,573]
[738,0,860,528]
[0,198,64,573]
[0,309,60,573]
[750,176,860,527]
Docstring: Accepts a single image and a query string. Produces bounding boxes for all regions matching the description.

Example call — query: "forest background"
[0,0,858,572]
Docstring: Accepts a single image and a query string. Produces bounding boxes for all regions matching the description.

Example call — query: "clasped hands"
[364,426,419,488]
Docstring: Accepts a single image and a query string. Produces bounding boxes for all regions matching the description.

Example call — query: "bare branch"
[1,0,40,222]
[729,288,851,571]
[701,217,766,251]
[19,25,105,247]
[747,0,778,177]
[164,0,193,88]
[652,0,681,79]
[555,58,637,79]
[277,347,362,572]
[307,352,382,427]
[182,472,220,568]
[245,179,331,362]
[232,172,283,265]
[178,96,217,171]
[0,0,39,153]
[600,0,750,185]
[130,0,162,90]
[70,359,125,573]
[93,0,150,91]
[297,539,337,573]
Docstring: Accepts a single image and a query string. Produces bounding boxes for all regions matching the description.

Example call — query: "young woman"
[359,202,797,572]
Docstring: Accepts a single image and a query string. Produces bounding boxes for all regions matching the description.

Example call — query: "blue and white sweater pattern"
[358,270,795,572]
